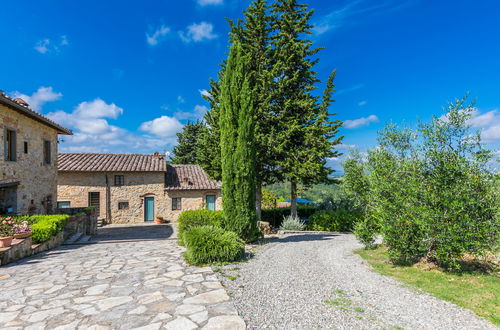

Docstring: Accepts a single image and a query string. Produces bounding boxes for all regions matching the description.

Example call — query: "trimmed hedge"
[261,206,317,228]
[31,215,69,243]
[183,226,245,265]
[177,210,224,245]
[307,209,362,232]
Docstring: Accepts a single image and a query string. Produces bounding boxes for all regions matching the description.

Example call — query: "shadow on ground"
[92,223,174,242]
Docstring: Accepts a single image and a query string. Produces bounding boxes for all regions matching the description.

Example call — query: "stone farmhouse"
[57,153,222,223]
[0,92,72,215]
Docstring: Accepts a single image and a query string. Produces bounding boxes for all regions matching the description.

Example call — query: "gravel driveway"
[217,233,495,330]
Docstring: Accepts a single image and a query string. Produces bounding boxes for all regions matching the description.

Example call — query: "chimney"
[153,152,159,159]
[13,98,29,107]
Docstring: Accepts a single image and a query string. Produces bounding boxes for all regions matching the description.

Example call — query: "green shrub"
[177,210,224,245]
[279,215,305,231]
[353,218,379,249]
[261,206,317,228]
[183,226,245,265]
[31,215,69,243]
[307,209,362,232]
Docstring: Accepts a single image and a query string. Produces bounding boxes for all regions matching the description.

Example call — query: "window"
[24,141,28,154]
[206,195,216,211]
[43,140,51,164]
[115,175,125,186]
[4,128,16,161]
[172,197,182,210]
[118,201,129,210]
[57,201,70,209]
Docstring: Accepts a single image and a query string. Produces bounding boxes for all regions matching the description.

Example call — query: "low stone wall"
[0,213,96,266]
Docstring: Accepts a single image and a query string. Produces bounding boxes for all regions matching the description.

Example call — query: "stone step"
[64,232,83,244]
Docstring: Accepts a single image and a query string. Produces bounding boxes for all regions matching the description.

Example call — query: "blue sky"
[1,0,499,172]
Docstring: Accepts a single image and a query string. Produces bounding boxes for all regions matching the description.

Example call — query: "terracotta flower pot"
[14,232,32,239]
[0,236,13,248]
[155,217,164,224]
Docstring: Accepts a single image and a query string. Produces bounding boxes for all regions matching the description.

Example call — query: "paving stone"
[175,304,206,315]
[202,282,223,290]
[96,296,134,311]
[137,291,164,304]
[164,279,184,287]
[4,305,25,312]
[151,312,172,322]
[0,312,20,323]
[202,315,246,330]
[22,307,64,323]
[189,310,209,324]
[85,284,109,295]
[183,289,230,305]
[207,302,239,316]
[131,322,162,330]
[53,319,81,330]
[165,270,184,278]
[164,316,198,330]
[181,274,204,282]
[128,305,148,315]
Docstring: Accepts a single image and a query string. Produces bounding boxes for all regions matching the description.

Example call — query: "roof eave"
[0,95,73,135]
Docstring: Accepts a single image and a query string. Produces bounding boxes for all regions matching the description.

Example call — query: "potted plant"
[0,217,15,247]
[84,206,95,216]
[155,216,164,224]
[13,220,32,239]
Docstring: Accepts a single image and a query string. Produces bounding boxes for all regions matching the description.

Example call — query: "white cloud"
[11,86,62,111]
[179,22,218,43]
[344,115,379,129]
[177,95,185,104]
[34,39,50,54]
[174,105,208,120]
[199,89,211,97]
[358,100,367,106]
[74,99,123,119]
[146,25,171,46]
[336,84,364,95]
[197,0,223,5]
[34,35,69,54]
[440,108,500,143]
[140,115,183,137]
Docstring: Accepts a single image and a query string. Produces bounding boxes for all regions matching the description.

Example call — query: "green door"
[206,195,216,211]
[144,197,154,221]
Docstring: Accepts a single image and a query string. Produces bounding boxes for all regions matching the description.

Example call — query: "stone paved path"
[0,224,245,330]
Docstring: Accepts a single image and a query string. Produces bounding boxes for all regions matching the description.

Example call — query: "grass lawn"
[355,247,500,326]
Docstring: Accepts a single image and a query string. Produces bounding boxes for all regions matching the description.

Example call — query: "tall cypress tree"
[171,120,205,164]
[271,0,343,217]
[220,42,259,242]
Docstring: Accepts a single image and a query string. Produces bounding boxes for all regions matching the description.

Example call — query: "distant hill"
[265,179,344,204]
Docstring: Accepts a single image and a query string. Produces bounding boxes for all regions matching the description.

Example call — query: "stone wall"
[57,171,222,223]
[0,104,60,215]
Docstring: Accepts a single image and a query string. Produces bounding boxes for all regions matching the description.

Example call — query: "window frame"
[114,175,125,186]
[118,201,129,210]
[172,197,182,211]
[43,139,51,165]
[205,194,216,211]
[4,128,17,162]
[57,201,71,209]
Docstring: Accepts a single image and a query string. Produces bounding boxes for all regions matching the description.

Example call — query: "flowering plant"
[13,220,32,235]
[0,217,15,237]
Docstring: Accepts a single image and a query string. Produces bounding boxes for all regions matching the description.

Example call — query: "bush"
[177,210,224,245]
[307,209,362,232]
[31,215,69,243]
[261,206,317,228]
[279,215,305,231]
[353,218,379,249]
[345,97,500,270]
[183,226,245,265]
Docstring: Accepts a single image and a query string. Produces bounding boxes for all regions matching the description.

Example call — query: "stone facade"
[57,171,222,223]
[0,104,63,214]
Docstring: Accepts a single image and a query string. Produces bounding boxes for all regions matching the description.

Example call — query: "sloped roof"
[0,92,72,135]
[58,153,167,172]
[165,164,221,190]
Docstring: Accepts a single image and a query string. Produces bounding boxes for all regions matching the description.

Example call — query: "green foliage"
[177,210,224,246]
[307,209,362,232]
[220,41,260,242]
[279,215,305,231]
[346,96,500,270]
[31,215,69,243]
[353,218,379,248]
[261,206,317,228]
[183,226,245,265]
[171,120,205,165]
[261,189,277,209]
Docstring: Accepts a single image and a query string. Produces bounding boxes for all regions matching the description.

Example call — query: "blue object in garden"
[283,198,316,204]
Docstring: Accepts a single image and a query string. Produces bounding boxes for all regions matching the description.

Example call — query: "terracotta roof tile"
[58,153,166,172]
[165,164,221,190]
